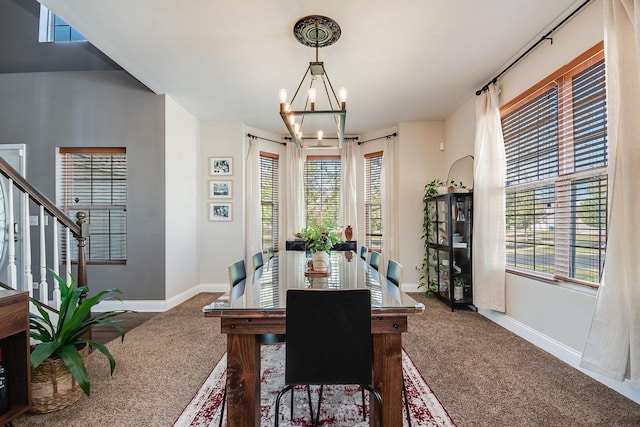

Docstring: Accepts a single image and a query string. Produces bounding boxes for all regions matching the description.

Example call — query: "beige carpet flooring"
[14,292,640,426]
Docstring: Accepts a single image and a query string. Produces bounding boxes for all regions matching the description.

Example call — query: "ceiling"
[40,0,584,138]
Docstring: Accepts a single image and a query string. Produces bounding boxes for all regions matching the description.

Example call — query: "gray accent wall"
[0,70,166,300]
[0,0,122,73]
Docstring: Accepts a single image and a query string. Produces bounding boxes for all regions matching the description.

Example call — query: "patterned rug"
[174,344,456,426]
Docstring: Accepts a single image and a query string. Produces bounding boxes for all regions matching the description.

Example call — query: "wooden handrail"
[0,156,80,234]
[0,154,88,295]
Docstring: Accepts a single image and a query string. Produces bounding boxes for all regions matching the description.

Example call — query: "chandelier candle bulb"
[279,88,287,104]
[339,87,347,109]
[317,130,323,140]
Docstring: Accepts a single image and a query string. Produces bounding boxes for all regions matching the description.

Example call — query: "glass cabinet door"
[436,198,448,246]
[437,249,450,297]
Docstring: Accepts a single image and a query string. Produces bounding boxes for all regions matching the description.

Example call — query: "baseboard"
[479,309,640,405]
[92,282,228,312]
[402,282,423,293]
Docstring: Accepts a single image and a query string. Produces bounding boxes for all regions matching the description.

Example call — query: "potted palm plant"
[29,271,131,413]
[300,220,344,272]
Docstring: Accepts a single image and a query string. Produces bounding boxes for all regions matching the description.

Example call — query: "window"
[364,151,383,251]
[502,43,607,286]
[260,152,279,252]
[39,5,86,42]
[57,148,127,263]
[304,156,341,226]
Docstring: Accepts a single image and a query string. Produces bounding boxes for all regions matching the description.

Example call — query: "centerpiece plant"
[300,220,344,253]
[29,271,131,412]
[300,220,344,272]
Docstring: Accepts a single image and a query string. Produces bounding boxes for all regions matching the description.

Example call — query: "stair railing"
[0,155,88,308]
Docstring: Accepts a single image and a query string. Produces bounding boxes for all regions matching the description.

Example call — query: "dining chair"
[267,246,275,259]
[252,252,264,270]
[227,259,246,289]
[386,259,403,287]
[369,250,381,271]
[359,245,368,261]
[385,258,412,426]
[274,288,383,427]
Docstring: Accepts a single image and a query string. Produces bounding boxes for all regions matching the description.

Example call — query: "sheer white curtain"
[473,83,506,312]
[245,137,262,264]
[381,135,397,273]
[340,140,358,237]
[282,142,305,248]
[581,0,640,386]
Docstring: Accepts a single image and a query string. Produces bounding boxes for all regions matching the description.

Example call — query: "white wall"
[397,122,445,288]
[165,96,200,302]
[443,0,639,403]
[199,122,247,289]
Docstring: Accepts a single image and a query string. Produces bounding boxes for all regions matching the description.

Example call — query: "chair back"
[285,289,373,386]
[227,259,246,288]
[386,259,403,287]
[369,251,381,271]
[252,252,264,270]
[359,245,368,261]
[267,247,275,259]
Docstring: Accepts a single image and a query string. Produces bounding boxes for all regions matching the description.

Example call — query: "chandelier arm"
[290,65,312,106]
[322,71,341,109]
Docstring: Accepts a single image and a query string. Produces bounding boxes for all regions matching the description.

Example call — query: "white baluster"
[23,192,33,298]
[39,205,48,304]
[7,181,17,290]
[65,226,72,285]
[52,219,61,308]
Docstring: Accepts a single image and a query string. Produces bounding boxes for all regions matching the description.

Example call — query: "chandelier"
[279,15,347,148]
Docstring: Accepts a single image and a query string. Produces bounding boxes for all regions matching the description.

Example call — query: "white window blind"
[260,152,279,252]
[502,44,607,286]
[58,148,127,263]
[364,151,383,251]
[304,156,341,226]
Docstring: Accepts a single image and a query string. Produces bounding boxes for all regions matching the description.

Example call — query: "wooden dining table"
[203,250,425,427]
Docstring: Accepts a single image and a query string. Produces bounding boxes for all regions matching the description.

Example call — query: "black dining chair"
[359,245,368,261]
[385,258,412,426]
[369,250,381,271]
[274,288,383,427]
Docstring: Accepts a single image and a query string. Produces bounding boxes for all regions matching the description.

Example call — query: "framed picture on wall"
[209,157,233,176]
[209,180,232,199]
[209,202,232,221]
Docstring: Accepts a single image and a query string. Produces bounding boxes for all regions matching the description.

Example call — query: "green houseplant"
[300,220,344,272]
[29,271,130,412]
[300,220,344,253]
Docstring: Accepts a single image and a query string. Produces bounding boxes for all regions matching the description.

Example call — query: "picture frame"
[209,157,233,176]
[209,180,232,199]
[209,202,232,222]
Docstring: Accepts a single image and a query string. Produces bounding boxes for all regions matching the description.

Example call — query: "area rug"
[174,344,456,426]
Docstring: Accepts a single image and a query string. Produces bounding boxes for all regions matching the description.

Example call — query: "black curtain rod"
[247,133,286,145]
[357,132,397,145]
[475,0,592,96]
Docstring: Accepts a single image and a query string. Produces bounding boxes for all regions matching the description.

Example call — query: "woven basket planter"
[29,345,89,414]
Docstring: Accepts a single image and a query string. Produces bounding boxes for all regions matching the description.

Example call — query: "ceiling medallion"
[293,15,341,48]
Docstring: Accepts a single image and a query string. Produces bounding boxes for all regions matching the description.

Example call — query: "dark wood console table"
[0,290,31,424]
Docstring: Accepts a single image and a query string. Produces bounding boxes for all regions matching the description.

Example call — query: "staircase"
[0,155,88,309]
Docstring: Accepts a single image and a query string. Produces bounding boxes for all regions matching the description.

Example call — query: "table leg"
[372,332,403,427]
[225,334,261,427]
